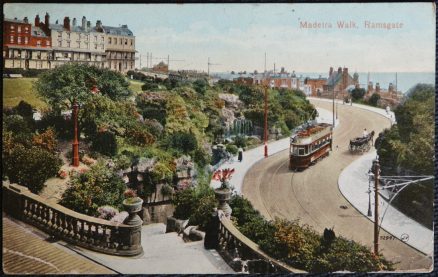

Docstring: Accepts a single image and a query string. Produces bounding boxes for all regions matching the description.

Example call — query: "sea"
[212,72,435,94]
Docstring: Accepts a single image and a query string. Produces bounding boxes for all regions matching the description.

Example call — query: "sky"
[4,3,436,73]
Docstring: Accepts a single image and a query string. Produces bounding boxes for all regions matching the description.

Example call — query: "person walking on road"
[238,147,243,162]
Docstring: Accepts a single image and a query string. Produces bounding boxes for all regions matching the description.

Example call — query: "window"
[58,32,62,37]
[78,41,81,48]
[94,44,97,50]
[298,148,305,156]
[125,39,127,45]
[130,39,133,46]
[108,37,112,44]
[10,25,15,30]
[94,36,97,42]
[46,41,50,46]
[17,26,21,33]
[24,37,28,44]
[119,38,122,44]
[64,53,68,58]
[10,36,14,43]
[17,37,21,44]
[67,41,70,48]
[58,41,61,47]
[67,32,70,39]
[24,26,29,32]
[37,40,41,47]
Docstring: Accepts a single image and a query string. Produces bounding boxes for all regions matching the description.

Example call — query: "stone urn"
[123,197,144,225]
[214,187,232,217]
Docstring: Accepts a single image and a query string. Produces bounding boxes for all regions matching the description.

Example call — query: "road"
[241,99,432,271]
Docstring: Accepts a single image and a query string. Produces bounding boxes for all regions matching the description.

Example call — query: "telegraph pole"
[373,159,380,255]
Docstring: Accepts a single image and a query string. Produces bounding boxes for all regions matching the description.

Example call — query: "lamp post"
[72,100,80,167]
[372,159,380,255]
[367,170,373,217]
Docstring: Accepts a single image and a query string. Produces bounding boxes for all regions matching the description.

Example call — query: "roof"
[4,18,29,24]
[49,23,104,34]
[31,26,48,37]
[102,25,133,36]
[326,71,343,86]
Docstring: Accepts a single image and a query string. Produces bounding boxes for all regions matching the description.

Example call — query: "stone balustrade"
[217,214,306,274]
[2,183,143,256]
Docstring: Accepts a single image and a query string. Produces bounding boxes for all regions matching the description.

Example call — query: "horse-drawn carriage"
[349,131,374,153]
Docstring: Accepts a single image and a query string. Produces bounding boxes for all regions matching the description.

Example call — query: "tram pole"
[264,85,268,157]
[332,87,335,127]
[72,100,80,167]
[373,159,380,255]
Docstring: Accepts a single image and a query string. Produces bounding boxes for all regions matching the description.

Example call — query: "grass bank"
[3,78,47,109]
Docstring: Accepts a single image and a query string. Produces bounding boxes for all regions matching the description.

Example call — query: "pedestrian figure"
[238,147,243,162]
[362,128,368,138]
[336,145,339,150]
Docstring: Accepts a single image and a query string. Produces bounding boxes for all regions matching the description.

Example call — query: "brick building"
[3,15,52,69]
[152,61,168,73]
[322,67,359,99]
[304,76,327,97]
[3,12,136,73]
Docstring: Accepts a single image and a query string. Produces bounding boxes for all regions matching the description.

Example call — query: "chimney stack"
[23,17,29,24]
[375,82,380,93]
[73,18,77,27]
[343,67,348,75]
[35,14,40,26]
[45,12,50,27]
[368,81,373,92]
[96,20,102,29]
[329,67,333,77]
[388,83,394,93]
[87,21,91,31]
[337,67,342,74]
[82,16,86,29]
[63,16,71,31]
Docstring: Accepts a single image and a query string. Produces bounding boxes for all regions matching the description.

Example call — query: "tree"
[368,93,380,106]
[35,63,132,112]
[350,88,366,102]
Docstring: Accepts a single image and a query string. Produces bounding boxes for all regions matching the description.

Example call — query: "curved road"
[242,99,432,271]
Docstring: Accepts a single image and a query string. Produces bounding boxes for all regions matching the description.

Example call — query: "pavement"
[211,106,339,194]
[338,150,433,256]
[66,223,234,274]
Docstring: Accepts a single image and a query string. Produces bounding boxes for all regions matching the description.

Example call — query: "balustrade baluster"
[87,222,93,244]
[80,221,86,242]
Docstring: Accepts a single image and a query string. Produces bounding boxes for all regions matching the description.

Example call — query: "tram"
[289,123,333,171]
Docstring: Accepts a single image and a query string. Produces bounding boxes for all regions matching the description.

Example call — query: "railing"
[217,214,306,273]
[2,183,143,256]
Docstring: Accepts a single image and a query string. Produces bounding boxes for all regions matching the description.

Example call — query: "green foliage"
[172,176,216,230]
[4,145,62,193]
[350,88,366,102]
[142,81,160,91]
[229,195,394,272]
[233,136,247,148]
[91,131,118,156]
[35,63,132,111]
[167,132,198,154]
[376,84,434,228]
[60,161,126,216]
[226,144,238,155]
[367,93,380,107]
[15,100,34,118]
[193,79,209,95]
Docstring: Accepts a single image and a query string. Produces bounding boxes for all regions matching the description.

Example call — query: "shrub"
[172,188,195,220]
[15,100,34,118]
[32,128,58,152]
[168,132,198,154]
[190,194,217,230]
[5,145,62,193]
[91,130,118,156]
[161,184,174,197]
[233,136,247,148]
[125,125,156,146]
[226,144,238,155]
[60,161,126,216]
